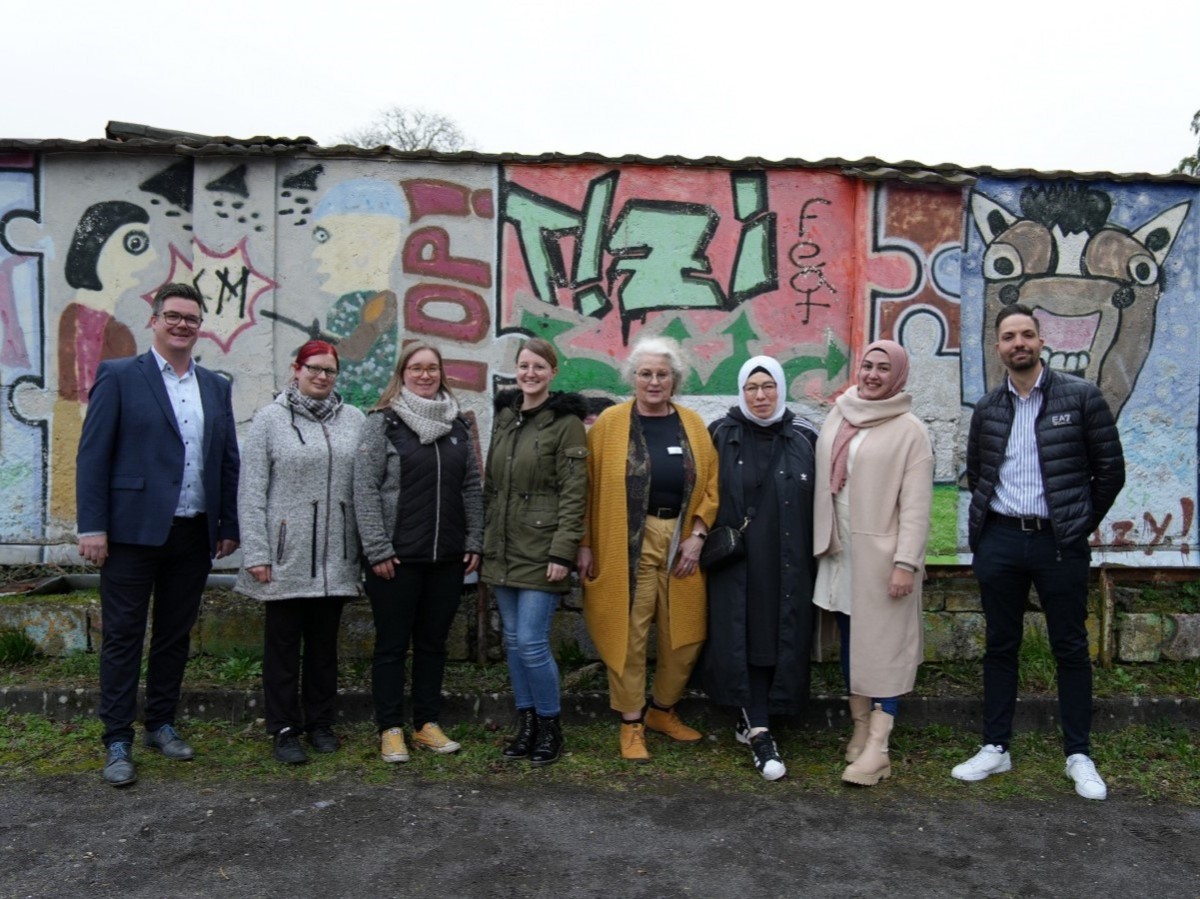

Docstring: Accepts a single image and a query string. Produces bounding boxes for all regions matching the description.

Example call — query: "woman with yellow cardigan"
[576,336,719,762]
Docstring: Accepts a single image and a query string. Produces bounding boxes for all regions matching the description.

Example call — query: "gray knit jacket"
[352,409,484,566]
[234,392,366,600]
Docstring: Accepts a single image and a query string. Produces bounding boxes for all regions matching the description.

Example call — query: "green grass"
[927,484,960,557]
[5,651,1199,700]
[0,628,39,664]
[2,710,1196,804]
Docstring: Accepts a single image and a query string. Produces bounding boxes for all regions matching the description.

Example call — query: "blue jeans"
[834,612,900,717]
[493,587,562,717]
[974,522,1093,756]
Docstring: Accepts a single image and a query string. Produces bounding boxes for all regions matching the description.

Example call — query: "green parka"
[481,389,588,594]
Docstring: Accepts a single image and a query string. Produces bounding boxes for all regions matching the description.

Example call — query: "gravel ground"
[2,774,1198,898]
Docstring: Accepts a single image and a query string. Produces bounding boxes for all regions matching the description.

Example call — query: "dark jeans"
[98,517,211,746]
[263,597,347,734]
[974,523,1093,756]
[366,560,464,732]
[834,612,899,716]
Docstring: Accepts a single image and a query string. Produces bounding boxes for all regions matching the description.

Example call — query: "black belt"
[649,506,680,519]
[988,511,1051,533]
[172,514,207,526]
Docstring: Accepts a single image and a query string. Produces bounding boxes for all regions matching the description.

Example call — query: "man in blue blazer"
[77,282,240,786]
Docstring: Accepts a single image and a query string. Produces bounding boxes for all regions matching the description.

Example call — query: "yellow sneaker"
[412,722,461,754]
[380,727,409,763]
[619,722,651,763]
[644,706,703,743]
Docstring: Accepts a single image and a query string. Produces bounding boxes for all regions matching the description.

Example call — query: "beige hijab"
[829,340,911,494]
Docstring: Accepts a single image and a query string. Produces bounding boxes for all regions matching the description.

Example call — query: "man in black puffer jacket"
[952,304,1124,801]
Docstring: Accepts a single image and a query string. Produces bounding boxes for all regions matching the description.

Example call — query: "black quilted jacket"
[966,367,1125,552]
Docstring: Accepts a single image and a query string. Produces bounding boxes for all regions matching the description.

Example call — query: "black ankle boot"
[529,715,563,767]
[502,708,537,760]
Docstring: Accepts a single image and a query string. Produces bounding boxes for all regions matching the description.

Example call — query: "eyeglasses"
[742,382,778,395]
[159,311,203,329]
[405,365,441,376]
[635,370,673,383]
[302,364,339,379]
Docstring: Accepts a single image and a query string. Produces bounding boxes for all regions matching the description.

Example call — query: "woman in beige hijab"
[813,339,933,786]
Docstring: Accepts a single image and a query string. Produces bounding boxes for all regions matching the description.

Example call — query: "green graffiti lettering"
[503,184,581,303]
[608,202,724,321]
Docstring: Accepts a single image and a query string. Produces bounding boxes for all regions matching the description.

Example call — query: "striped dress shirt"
[989,370,1050,519]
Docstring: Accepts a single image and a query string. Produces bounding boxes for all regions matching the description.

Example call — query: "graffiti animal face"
[972,185,1189,415]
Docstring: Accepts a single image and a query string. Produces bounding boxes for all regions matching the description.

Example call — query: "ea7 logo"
[972,184,1190,416]
[1052,414,1073,426]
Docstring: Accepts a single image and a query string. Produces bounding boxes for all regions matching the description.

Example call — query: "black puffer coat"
[966,367,1125,552]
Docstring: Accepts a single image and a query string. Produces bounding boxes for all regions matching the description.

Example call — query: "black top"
[639,412,685,512]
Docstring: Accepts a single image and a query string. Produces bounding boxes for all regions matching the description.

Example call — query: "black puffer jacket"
[966,367,1125,552]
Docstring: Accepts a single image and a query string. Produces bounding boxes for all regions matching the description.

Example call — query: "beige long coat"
[813,391,933,697]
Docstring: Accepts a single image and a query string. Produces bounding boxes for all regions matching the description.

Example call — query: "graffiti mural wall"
[0,142,1196,564]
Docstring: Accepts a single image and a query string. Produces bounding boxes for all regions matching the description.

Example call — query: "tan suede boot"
[841,705,893,786]
[844,695,872,763]
[619,722,651,763]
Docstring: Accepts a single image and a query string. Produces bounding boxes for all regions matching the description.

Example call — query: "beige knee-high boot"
[844,695,872,763]
[841,705,893,786]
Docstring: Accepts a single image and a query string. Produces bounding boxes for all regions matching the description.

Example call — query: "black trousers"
[98,516,211,746]
[974,522,1094,757]
[365,560,464,732]
[262,597,347,734]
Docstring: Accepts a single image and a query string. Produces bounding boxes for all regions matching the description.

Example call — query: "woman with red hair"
[235,340,366,764]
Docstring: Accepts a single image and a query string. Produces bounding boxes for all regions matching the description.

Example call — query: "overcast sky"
[6,0,1198,175]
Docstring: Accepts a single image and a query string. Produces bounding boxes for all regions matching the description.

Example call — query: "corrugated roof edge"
[2,135,1198,185]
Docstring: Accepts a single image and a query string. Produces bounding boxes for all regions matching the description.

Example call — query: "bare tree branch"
[1173,109,1200,175]
[337,106,471,152]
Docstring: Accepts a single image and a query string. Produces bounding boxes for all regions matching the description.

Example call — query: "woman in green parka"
[482,338,588,766]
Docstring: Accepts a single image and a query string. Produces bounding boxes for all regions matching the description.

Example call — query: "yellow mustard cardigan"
[580,400,720,672]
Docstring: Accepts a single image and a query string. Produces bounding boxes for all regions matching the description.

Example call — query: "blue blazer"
[76,350,240,551]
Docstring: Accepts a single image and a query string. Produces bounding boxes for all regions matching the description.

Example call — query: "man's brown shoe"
[619,722,651,763]
[645,706,702,743]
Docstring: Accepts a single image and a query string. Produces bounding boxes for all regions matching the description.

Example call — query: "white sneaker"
[951,744,1012,782]
[1065,754,1107,800]
[749,732,786,782]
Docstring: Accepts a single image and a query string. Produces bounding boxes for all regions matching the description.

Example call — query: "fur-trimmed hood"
[493,388,588,421]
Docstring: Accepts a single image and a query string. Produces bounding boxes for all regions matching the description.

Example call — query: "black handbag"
[699,431,785,572]
[699,520,748,571]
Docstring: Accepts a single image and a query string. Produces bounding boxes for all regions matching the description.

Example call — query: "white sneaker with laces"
[951,744,1012,782]
[1065,754,1107,800]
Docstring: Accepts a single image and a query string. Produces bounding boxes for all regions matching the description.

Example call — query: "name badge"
[667,446,683,455]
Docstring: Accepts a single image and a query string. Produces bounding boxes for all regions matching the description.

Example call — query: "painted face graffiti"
[972,184,1190,415]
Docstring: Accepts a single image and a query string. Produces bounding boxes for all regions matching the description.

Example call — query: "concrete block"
[0,601,92,654]
[550,609,596,662]
[923,611,986,661]
[920,589,946,612]
[197,595,265,658]
[560,585,584,613]
[1118,613,1165,663]
[338,599,375,660]
[942,590,983,613]
[1162,614,1200,661]
[446,611,470,661]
